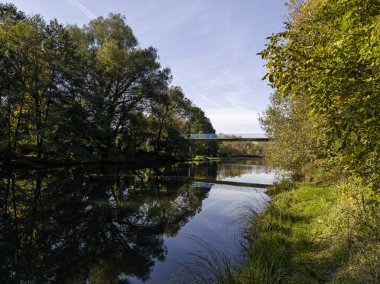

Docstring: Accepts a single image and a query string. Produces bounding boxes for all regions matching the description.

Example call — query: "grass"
[180,236,237,283]
[185,155,220,164]
[217,180,380,283]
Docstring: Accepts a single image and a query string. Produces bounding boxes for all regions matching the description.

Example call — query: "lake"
[0,159,275,283]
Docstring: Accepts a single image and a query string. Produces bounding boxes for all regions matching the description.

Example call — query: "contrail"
[176,76,224,108]
[67,0,96,20]
[192,86,224,108]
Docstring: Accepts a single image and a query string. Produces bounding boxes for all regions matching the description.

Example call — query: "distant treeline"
[218,141,265,157]
[0,4,216,164]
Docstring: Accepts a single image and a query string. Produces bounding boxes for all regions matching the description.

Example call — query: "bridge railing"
[188,134,218,139]
[187,133,268,139]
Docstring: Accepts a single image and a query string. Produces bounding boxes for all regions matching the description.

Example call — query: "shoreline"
[218,181,379,283]
[0,155,265,170]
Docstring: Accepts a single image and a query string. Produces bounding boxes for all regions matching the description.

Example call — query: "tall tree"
[74,14,172,160]
[261,0,380,186]
[149,86,191,156]
[0,7,216,163]
[0,3,26,161]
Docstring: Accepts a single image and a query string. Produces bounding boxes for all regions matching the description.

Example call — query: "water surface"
[0,159,274,283]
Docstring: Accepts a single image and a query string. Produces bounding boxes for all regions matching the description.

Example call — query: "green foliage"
[0,5,215,163]
[269,178,296,195]
[0,3,25,23]
[260,94,325,180]
[187,107,218,156]
[236,1,380,282]
[260,0,380,188]
[218,141,265,157]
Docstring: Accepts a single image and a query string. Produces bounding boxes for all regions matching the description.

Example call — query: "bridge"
[163,176,271,188]
[190,180,270,189]
[186,133,269,142]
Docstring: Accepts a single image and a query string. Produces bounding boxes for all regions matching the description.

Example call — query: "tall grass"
[334,178,380,283]
[216,180,380,283]
[179,236,236,283]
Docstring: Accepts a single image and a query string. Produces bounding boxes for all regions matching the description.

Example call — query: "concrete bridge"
[186,133,269,142]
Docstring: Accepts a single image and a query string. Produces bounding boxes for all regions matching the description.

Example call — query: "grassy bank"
[219,181,380,283]
[184,155,220,164]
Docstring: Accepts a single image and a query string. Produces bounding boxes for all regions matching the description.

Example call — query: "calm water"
[0,159,274,283]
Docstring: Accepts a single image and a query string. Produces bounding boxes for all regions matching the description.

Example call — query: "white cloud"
[67,0,96,20]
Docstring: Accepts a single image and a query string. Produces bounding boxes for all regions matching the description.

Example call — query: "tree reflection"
[170,159,265,180]
[0,166,211,283]
[217,159,265,179]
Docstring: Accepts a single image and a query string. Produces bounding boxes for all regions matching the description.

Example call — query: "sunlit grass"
[217,181,380,283]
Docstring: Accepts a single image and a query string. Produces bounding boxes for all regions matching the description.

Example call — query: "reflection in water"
[217,159,276,185]
[217,159,266,178]
[0,160,273,283]
[132,184,269,284]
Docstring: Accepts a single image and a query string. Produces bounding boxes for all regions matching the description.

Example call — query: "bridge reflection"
[191,182,268,193]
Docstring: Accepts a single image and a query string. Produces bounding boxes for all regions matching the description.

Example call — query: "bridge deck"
[186,133,269,142]
[164,176,271,188]
[191,179,270,189]
[188,137,269,142]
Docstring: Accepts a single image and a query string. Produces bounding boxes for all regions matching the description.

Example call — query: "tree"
[0,13,89,161]
[0,7,215,163]
[148,86,191,157]
[73,14,172,160]
[187,106,218,156]
[0,3,26,161]
[261,0,380,187]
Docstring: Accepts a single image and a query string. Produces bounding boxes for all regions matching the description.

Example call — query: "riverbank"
[0,156,176,170]
[0,155,222,170]
[220,181,380,283]
[184,155,265,165]
[2,154,268,170]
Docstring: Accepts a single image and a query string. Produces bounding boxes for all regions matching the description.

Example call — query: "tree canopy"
[0,4,216,164]
[260,0,380,188]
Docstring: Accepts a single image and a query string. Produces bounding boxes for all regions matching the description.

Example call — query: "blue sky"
[5,0,288,133]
